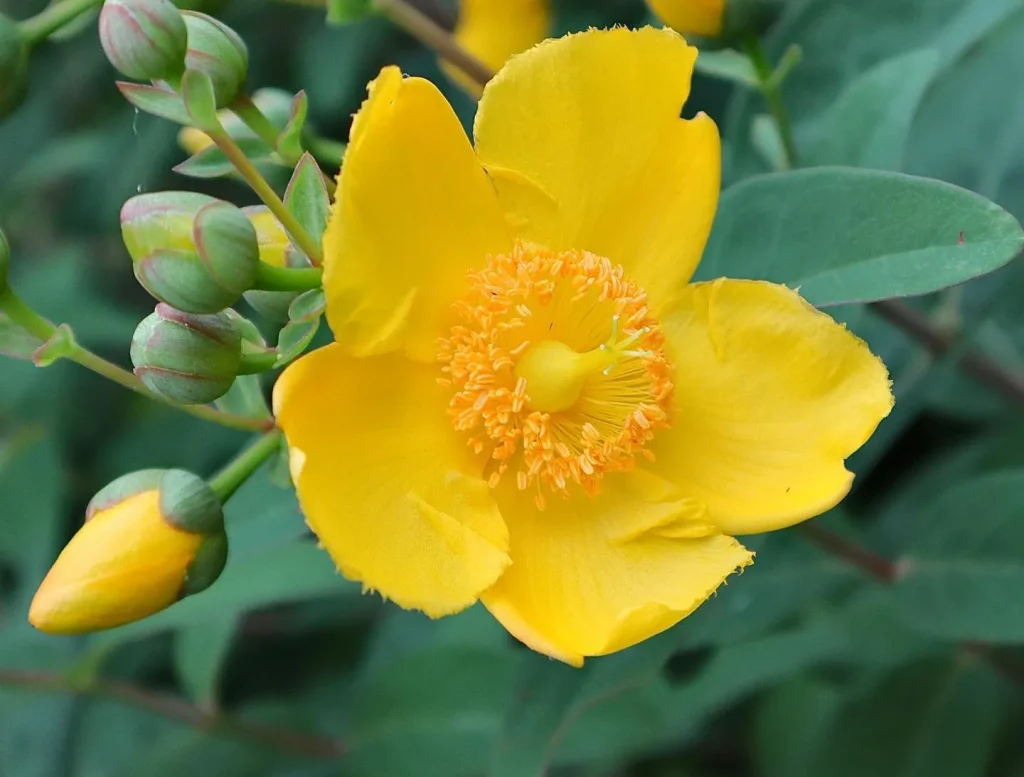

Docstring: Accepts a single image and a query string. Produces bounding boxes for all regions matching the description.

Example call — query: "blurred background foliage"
[1,0,1024,775]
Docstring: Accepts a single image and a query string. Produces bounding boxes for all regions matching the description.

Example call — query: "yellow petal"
[273,344,511,616]
[443,0,552,96]
[29,491,201,634]
[649,280,894,536]
[474,27,719,311]
[647,0,725,37]
[482,470,752,665]
[324,66,511,361]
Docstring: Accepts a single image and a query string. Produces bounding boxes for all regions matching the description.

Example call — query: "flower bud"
[647,0,724,37]
[99,0,188,82]
[121,191,259,313]
[182,11,248,108]
[131,303,242,403]
[242,206,310,322]
[29,469,227,634]
[0,14,29,119]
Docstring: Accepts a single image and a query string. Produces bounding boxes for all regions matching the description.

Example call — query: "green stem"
[18,0,103,46]
[0,289,270,432]
[253,262,323,292]
[744,36,798,169]
[305,135,347,168]
[230,95,287,155]
[208,431,283,502]
[208,128,325,267]
[238,350,278,375]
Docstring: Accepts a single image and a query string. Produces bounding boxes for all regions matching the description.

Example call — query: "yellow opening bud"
[29,470,226,635]
[647,0,725,37]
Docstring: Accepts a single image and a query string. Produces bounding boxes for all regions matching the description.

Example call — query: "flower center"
[437,243,674,508]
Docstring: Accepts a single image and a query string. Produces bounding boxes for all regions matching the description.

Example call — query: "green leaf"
[802,49,940,170]
[174,617,239,706]
[276,90,309,163]
[326,0,374,24]
[489,656,586,777]
[344,647,518,777]
[801,659,1006,777]
[214,374,271,421]
[0,432,63,608]
[753,678,845,777]
[698,168,1024,305]
[180,70,220,133]
[117,81,191,125]
[0,310,42,360]
[893,470,1024,642]
[284,153,330,253]
[275,289,325,368]
[173,138,274,179]
[693,49,759,88]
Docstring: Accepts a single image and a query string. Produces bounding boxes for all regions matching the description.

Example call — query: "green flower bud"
[29,469,226,634]
[98,0,188,82]
[182,11,248,108]
[0,15,29,119]
[0,224,9,294]
[131,303,242,404]
[121,192,259,313]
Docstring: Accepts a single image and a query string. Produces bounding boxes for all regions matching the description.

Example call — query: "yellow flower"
[647,0,725,37]
[273,28,893,665]
[29,470,227,634]
[443,0,551,96]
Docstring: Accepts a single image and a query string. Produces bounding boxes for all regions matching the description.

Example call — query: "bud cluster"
[99,0,248,107]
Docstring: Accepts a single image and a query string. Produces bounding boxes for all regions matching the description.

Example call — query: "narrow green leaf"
[802,49,940,169]
[284,152,330,253]
[213,375,271,420]
[699,168,1024,305]
[174,617,239,706]
[694,48,759,88]
[180,70,220,132]
[893,470,1024,642]
[173,138,274,179]
[276,90,308,163]
[275,318,320,367]
[117,81,190,125]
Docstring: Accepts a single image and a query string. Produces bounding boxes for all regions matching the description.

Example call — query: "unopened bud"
[99,0,188,82]
[182,11,248,108]
[647,0,724,36]
[121,191,259,313]
[29,469,227,634]
[242,206,310,322]
[0,15,29,118]
[131,303,242,403]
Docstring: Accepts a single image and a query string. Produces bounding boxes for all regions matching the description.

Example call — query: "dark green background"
[1,0,1023,775]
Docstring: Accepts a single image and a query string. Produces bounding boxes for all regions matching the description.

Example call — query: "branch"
[872,298,1024,406]
[0,670,343,760]
[798,523,1024,687]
